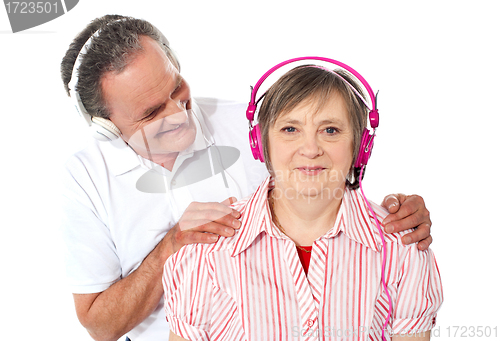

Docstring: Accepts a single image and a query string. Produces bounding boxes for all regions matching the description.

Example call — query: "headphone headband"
[67,19,126,140]
[246,56,379,129]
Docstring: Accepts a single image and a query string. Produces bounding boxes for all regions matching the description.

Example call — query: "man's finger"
[417,236,433,251]
[197,220,239,237]
[179,219,239,243]
[384,211,420,234]
[179,209,241,232]
[176,230,219,245]
[400,223,431,245]
[381,193,407,215]
[220,196,237,206]
[185,201,240,220]
[382,195,421,228]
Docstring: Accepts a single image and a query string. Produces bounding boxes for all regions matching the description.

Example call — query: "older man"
[60,15,432,341]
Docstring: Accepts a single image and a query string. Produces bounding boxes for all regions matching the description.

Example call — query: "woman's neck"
[270,187,344,246]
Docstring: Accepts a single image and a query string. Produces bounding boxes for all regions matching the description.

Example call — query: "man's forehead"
[102,39,180,119]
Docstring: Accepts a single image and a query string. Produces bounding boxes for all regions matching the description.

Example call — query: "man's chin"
[126,127,196,159]
[158,130,196,154]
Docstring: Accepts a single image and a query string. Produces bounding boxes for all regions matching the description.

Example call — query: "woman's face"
[268,92,353,201]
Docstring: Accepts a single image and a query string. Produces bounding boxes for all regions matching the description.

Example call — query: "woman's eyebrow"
[316,118,345,126]
[276,119,301,125]
[276,118,346,126]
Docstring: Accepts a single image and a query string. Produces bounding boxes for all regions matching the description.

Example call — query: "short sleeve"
[163,244,215,341]
[391,245,443,334]
[60,159,121,293]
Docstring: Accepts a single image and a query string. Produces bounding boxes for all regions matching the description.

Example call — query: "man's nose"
[161,100,188,124]
[161,110,188,127]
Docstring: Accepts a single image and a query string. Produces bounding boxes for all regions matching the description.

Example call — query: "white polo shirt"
[61,98,268,341]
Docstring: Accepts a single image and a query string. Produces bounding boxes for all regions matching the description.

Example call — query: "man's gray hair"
[60,15,180,119]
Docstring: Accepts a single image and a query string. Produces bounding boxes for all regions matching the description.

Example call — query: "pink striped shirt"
[163,177,443,340]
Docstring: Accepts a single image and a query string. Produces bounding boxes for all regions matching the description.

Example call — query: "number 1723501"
[5,2,59,14]
[446,326,498,338]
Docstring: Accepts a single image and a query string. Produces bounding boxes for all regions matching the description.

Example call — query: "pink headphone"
[246,56,379,168]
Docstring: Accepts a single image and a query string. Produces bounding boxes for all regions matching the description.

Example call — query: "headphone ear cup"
[90,117,121,141]
[249,124,265,162]
[355,128,375,168]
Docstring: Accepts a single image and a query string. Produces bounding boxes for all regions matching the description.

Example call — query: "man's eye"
[143,111,156,121]
[143,105,164,121]
[172,81,183,96]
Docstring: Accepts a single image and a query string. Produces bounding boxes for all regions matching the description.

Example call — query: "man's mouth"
[157,124,183,136]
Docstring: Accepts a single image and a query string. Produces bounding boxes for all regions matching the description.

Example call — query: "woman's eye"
[325,127,337,134]
[282,127,296,133]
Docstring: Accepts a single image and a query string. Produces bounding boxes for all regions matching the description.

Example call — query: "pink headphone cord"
[358,166,392,340]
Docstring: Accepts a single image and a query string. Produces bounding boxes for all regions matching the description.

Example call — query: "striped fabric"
[163,177,443,340]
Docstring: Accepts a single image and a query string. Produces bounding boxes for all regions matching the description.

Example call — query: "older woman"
[163,63,443,341]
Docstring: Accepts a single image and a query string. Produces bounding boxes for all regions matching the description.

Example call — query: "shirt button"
[306,319,315,327]
[171,180,176,186]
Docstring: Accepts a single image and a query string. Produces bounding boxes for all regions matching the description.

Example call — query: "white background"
[1,0,499,340]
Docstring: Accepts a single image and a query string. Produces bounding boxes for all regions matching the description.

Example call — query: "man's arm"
[73,198,241,341]
[380,194,432,250]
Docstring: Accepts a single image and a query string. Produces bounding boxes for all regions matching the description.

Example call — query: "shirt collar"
[99,137,141,176]
[231,177,383,256]
[324,187,383,252]
[99,98,214,176]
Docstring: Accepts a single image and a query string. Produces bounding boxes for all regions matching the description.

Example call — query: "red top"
[296,246,313,275]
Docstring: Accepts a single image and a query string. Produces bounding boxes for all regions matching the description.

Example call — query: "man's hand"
[163,197,242,255]
[381,194,432,251]
[72,197,243,341]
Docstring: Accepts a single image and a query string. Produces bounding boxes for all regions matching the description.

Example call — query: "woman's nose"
[299,135,323,158]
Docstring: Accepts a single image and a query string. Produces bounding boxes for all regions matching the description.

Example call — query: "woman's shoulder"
[167,197,253,269]
[349,189,414,247]
[367,198,416,247]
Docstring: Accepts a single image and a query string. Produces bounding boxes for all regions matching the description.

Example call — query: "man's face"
[101,36,196,164]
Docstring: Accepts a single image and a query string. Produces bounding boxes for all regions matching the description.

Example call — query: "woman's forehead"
[276,92,349,123]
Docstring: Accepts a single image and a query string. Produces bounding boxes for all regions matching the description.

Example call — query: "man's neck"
[132,148,179,171]
[150,152,179,171]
